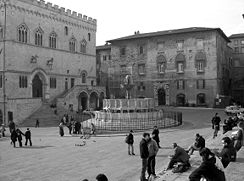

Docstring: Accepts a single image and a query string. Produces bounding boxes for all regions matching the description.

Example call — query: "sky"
[49,0,244,46]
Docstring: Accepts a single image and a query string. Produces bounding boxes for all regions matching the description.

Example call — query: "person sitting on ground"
[187,133,205,155]
[96,173,108,181]
[214,137,233,168]
[126,130,135,155]
[223,117,233,134]
[166,143,190,170]
[189,147,226,181]
[232,121,244,152]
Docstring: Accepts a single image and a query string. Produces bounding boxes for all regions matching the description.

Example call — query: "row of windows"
[131,80,206,92]
[233,39,244,46]
[234,47,244,54]
[177,79,205,90]
[176,93,206,105]
[119,39,204,56]
[103,55,111,61]
[121,61,205,75]
[15,24,88,53]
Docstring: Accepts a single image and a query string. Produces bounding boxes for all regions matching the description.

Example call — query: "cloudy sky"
[49,0,244,45]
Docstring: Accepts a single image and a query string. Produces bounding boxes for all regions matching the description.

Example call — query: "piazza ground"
[0,107,243,181]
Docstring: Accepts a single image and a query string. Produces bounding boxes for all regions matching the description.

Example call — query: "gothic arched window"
[17,24,28,43]
[35,27,43,46]
[49,32,57,49]
[69,37,76,52]
[80,39,87,53]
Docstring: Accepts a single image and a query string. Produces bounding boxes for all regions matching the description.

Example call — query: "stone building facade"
[0,0,104,124]
[229,34,244,106]
[98,27,232,107]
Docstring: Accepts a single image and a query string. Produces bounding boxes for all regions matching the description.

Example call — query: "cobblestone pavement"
[0,108,229,181]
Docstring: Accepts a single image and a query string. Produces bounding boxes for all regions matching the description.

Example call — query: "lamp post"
[1,0,7,125]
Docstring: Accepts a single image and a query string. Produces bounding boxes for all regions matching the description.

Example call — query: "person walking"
[0,124,6,137]
[126,130,135,155]
[139,132,150,181]
[212,113,221,139]
[59,122,64,137]
[35,119,39,128]
[10,129,18,147]
[152,126,161,148]
[16,128,24,147]
[25,128,32,146]
[147,135,159,180]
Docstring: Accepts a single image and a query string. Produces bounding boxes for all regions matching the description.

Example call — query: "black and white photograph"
[0,0,244,180]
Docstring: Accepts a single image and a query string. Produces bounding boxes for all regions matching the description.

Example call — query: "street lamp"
[1,0,7,125]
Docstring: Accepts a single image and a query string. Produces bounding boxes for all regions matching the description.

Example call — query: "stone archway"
[176,94,185,106]
[31,69,48,100]
[158,88,166,106]
[90,92,99,110]
[32,74,43,98]
[79,91,89,111]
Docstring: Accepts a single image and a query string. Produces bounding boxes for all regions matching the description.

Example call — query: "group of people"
[137,126,161,181]
[10,127,32,147]
[59,114,96,137]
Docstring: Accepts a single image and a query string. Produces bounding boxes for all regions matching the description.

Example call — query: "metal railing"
[78,110,182,133]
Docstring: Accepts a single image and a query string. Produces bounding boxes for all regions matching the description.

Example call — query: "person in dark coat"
[96,173,108,181]
[59,122,64,137]
[35,119,39,128]
[187,133,205,155]
[139,132,150,181]
[16,128,24,147]
[126,130,135,155]
[152,126,161,148]
[189,148,226,181]
[10,129,18,147]
[24,128,32,146]
[8,121,15,133]
[212,113,221,139]
[147,136,159,179]
[166,143,190,170]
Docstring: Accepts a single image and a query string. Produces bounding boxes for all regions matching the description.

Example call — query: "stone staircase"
[20,103,61,127]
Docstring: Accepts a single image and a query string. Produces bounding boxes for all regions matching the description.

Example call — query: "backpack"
[125,135,129,144]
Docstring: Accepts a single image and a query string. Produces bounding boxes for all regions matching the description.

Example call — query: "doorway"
[32,74,43,98]
[158,88,166,106]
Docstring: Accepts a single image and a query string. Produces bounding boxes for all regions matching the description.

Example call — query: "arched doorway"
[197,93,206,105]
[158,88,166,106]
[32,74,43,98]
[176,94,185,106]
[79,92,88,111]
[90,92,98,110]
[99,92,105,110]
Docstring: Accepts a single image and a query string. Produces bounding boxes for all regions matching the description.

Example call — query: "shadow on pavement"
[15,145,54,149]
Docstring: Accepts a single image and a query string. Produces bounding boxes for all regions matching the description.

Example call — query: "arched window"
[197,93,206,105]
[195,52,206,73]
[88,33,91,41]
[157,55,166,74]
[35,27,43,46]
[17,24,28,43]
[175,53,186,73]
[80,39,87,53]
[176,93,185,106]
[69,37,76,52]
[49,32,57,49]
[81,71,87,84]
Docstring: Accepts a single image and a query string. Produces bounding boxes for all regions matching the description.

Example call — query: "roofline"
[107,28,230,43]
[96,45,111,51]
